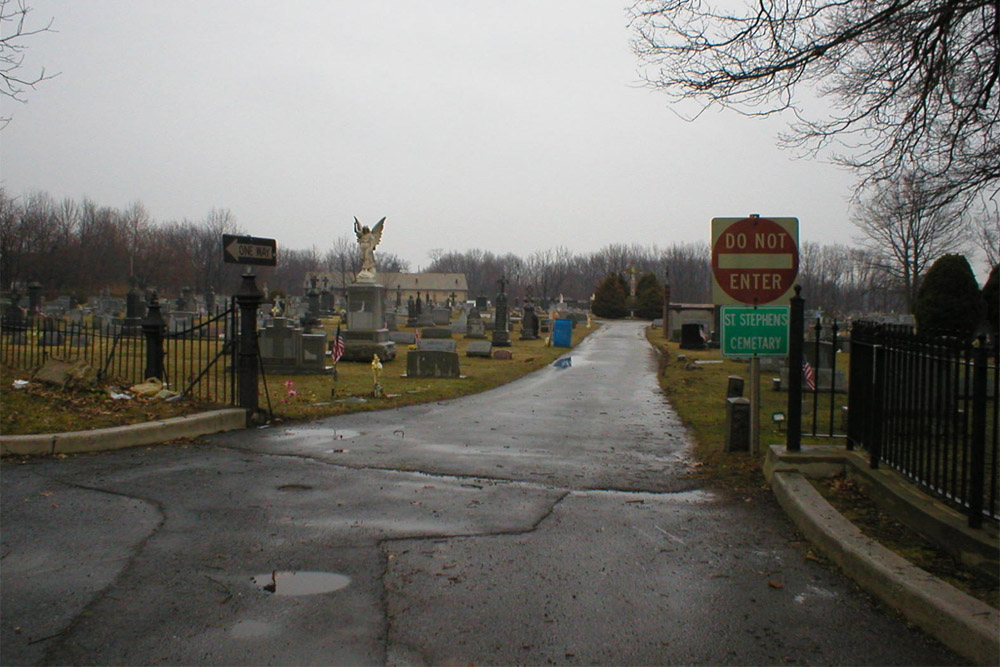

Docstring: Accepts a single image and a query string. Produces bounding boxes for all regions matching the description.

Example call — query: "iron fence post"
[141,292,166,381]
[870,332,884,470]
[787,286,804,452]
[968,336,987,528]
[235,271,262,422]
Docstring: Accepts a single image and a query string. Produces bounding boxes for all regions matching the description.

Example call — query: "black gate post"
[787,286,804,452]
[968,336,988,528]
[141,292,166,381]
[235,271,262,422]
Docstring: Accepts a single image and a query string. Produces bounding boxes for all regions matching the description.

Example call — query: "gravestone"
[421,327,453,339]
[465,308,486,339]
[169,311,197,334]
[466,341,493,358]
[406,295,417,326]
[492,349,513,360]
[301,276,322,329]
[300,333,328,371]
[725,397,751,452]
[492,276,511,347]
[259,318,334,374]
[476,296,488,310]
[417,339,458,353]
[727,376,745,399]
[520,303,539,340]
[431,307,451,326]
[389,332,417,346]
[406,350,461,378]
[449,308,469,334]
[259,318,301,370]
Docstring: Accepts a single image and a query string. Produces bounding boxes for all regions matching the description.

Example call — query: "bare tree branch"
[1,0,57,127]
[631,0,1000,213]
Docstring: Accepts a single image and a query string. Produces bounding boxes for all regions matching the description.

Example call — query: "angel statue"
[354,216,386,283]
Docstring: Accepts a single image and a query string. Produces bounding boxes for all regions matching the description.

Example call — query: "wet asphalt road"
[1,321,963,665]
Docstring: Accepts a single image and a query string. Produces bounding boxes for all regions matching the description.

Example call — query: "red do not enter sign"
[711,217,799,305]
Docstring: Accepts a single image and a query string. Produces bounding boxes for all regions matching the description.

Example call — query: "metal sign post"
[712,216,799,454]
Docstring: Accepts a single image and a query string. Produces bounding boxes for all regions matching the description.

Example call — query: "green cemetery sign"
[720,305,790,357]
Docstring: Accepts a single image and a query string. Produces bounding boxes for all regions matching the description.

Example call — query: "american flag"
[332,323,345,363]
[802,359,817,391]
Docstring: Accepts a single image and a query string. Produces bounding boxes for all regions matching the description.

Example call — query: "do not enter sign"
[711,217,799,305]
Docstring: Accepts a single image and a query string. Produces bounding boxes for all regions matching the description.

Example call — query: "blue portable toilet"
[552,318,572,348]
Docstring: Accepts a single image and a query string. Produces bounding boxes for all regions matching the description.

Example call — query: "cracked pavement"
[1,321,962,665]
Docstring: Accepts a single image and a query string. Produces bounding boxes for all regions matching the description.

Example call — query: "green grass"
[257,326,592,423]
[0,323,597,435]
[645,326,847,498]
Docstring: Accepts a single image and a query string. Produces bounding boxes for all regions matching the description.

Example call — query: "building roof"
[313,272,468,293]
[380,273,468,293]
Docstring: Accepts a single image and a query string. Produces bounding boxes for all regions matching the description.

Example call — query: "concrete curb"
[0,409,247,457]
[771,470,1000,666]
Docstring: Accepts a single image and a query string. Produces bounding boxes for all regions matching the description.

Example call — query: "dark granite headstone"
[406,350,461,378]
[421,327,453,339]
[727,375,745,399]
[725,397,751,452]
[492,280,511,347]
[520,304,539,340]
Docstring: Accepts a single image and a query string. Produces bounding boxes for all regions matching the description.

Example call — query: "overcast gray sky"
[1,0,861,270]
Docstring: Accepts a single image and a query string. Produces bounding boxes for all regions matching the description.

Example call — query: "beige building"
[381,273,468,306]
[315,272,468,307]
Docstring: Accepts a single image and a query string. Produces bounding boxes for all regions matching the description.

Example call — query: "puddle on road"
[280,428,361,440]
[251,570,351,596]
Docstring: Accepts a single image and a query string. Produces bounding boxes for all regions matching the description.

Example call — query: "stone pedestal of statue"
[342,282,396,361]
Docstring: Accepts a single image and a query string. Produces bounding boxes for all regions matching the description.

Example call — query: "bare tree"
[852,174,969,312]
[1,0,56,127]
[630,0,1000,213]
[972,201,1000,268]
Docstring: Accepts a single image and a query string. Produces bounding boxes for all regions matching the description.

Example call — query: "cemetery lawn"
[646,328,997,609]
[0,324,596,435]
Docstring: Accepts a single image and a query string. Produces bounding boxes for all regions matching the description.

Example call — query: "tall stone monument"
[343,217,396,361]
[492,275,511,347]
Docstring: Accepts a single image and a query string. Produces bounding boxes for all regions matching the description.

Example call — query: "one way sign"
[223,235,277,266]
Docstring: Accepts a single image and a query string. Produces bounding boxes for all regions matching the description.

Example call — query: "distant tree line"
[3,190,994,318]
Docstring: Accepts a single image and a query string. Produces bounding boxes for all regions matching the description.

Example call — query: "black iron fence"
[802,317,848,439]
[847,321,999,527]
[1,300,239,406]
